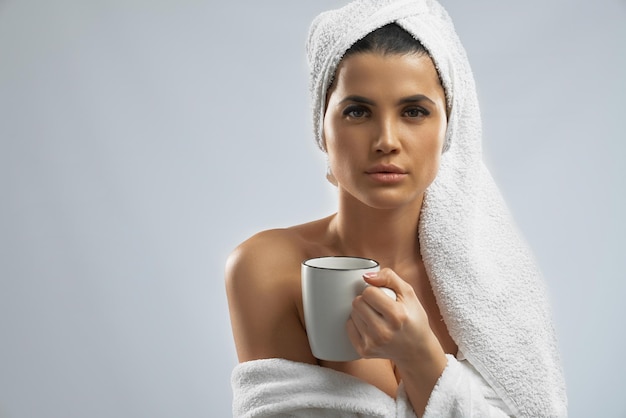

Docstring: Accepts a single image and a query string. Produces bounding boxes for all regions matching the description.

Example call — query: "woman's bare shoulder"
[226,228,306,279]
[226,216,333,281]
[225,219,332,362]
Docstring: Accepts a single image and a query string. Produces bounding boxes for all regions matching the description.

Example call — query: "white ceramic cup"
[302,256,395,361]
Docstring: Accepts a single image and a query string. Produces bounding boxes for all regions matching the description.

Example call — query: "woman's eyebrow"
[339,95,376,105]
[398,94,436,105]
[339,94,436,106]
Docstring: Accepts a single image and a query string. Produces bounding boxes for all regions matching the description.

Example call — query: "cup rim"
[302,256,379,271]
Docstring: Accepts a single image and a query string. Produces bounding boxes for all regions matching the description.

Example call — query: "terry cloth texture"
[232,355,516,417]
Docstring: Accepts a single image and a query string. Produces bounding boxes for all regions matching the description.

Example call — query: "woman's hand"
[347,267,448,415]
[346,268,440,368]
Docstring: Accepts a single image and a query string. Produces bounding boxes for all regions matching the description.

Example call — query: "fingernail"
[363,272,378,279]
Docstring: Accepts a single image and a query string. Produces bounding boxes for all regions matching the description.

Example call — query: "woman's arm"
[225,231,316,364]
[348,269,512,417]
[347,268,446,415]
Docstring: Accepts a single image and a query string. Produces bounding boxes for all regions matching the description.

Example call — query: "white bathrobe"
[232,353,514,418]
[231,0,567,416]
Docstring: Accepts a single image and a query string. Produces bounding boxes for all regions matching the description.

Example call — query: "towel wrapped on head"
[307,0,467,153]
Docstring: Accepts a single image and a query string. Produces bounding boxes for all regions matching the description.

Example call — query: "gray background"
[1,0,624,417]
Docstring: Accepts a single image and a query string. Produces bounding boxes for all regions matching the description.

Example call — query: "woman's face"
[323,52,447,210]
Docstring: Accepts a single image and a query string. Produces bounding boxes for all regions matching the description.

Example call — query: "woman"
[227,0,566,417]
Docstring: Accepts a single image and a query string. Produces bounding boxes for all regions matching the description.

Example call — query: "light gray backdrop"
[1,0,624,417]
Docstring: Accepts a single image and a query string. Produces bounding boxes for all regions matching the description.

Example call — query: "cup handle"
[380,287,397,300]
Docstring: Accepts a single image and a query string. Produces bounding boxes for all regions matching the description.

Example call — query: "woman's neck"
[329,191,423,270]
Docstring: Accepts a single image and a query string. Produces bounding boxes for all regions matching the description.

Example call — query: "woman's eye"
[403,107,429,118]
[343,106,368,119]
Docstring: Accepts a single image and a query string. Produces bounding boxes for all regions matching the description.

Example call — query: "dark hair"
[343,23,428,58]
[326,23,435,97]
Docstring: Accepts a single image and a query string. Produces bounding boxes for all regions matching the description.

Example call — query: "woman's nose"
[373,118,400,154]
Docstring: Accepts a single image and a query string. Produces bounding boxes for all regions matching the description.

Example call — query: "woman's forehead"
[330,52,444,100]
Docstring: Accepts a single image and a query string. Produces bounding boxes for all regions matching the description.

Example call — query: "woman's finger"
[345,317,363,349]
[363,268,416,303]
[359,285,398,319]
[351,296,397,351]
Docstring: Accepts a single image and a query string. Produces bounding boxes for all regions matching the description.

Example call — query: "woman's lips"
[367,172,407,182]
[365,164,408,183]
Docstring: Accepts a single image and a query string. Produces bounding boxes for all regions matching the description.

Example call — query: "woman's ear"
[326,156,338,187]
[326,168,338,186]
